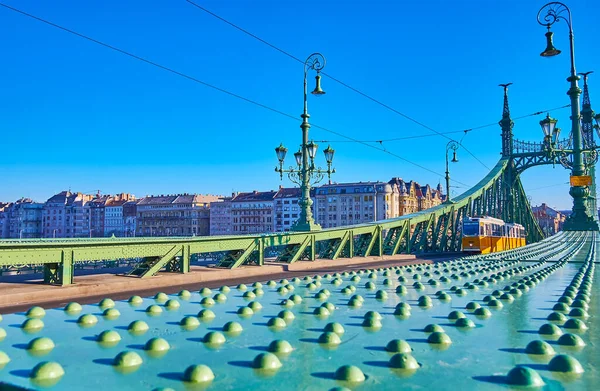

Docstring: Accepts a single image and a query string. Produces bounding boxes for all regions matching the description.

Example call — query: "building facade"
[123,200,138,237]
[314,179,445,229]
[209,196,233,236]
[273,188,303,232]
[0,202,11,238]
[388,178,445,216]
[4,198,44,239]
[104,194,136,237]
[42,191,91,238]
[136,194,220,237]
[532,203,566,236]
[314,182,396,229]
[230,191,277,234]
[41,191,137,238]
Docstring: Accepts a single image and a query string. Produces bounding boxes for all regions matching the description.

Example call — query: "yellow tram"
[462,216,526,254]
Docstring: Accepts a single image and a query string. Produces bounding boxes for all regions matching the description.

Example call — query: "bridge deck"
[0,254,422,310]
[0,232,596,390]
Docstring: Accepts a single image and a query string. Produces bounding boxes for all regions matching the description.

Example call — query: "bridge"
[0,227,597,389]
[0,81,595,285]
[0,2,599,390]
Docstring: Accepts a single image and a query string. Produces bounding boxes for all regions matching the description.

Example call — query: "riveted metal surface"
[0,232,597,390]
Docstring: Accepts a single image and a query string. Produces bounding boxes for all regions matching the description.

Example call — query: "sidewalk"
[0,254,431,310]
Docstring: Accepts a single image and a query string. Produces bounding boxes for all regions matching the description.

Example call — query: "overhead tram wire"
[0,2,472,188]
[184,0,491,170]
[314,103,571,143]
[525,182,570,192]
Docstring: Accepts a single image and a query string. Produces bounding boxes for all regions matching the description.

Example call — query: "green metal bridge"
[0,86,576,286]
[0,229,597,390]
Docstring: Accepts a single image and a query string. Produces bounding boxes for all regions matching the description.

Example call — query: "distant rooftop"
[232,191,278,202]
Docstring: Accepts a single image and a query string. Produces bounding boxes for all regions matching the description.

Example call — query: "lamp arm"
[287,171,302,186]
[304,53,326,74]
[537,2,572,31]
[309,171,325,186]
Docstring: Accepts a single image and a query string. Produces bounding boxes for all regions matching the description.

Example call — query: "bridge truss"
[0,86,555,285]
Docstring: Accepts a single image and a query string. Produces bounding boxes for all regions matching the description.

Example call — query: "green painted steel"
[0,155,547,285]
[0,231,597,390]
[16,84,600,283]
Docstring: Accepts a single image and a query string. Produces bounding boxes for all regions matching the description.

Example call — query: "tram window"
[463,223,479,236]
[491,224,501,236]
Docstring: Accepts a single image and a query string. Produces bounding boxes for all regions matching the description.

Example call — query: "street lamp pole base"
[290,221,322,232]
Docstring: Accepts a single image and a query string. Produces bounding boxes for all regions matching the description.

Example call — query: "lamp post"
[539,113,561,153]
[537,2,598,230]
[275,53,336,232]
[444,140,459,203]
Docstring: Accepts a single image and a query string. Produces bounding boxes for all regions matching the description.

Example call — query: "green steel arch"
[4,85,574,285]
[0,154,544,285]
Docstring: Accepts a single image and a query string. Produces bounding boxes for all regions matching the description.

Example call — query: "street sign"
[570,175,592,186]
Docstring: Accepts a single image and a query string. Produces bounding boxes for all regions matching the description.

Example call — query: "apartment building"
[103,193,136,237]
[532,203,566,236]
[314,182,395,229]
[4,198,44,238]
[273,187,317,232]
[42,191,94,238]
[0,202,11,238]
[314,179,445,229]
[230,191,277,234]
[123,200,138,237]
[388,178,445,216]
[209,196,233,236]
[136,194,221,237]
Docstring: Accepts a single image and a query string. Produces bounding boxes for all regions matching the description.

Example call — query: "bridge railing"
[0,158,545,285]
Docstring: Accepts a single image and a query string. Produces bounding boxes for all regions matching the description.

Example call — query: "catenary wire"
[314,104,571,143]
[184,0,492,169]
[0,2,473,187]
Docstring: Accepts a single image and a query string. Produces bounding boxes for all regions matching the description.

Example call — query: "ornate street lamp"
[537,2,598,230]
[540,113,560,150]
[274,53,336,231]
[444,140,459,203]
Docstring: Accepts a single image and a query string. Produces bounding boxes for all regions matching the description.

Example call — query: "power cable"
[526,182,570,192]
[184,0,491,169]
[0,2,472,187]
[315,104,571,143]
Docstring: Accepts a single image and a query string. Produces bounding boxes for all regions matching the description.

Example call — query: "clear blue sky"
[1,0,599,210]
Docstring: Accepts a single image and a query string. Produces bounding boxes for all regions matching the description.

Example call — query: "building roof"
[137,194,222,206]
[45,191,73,204]
[315,182,390,195]
[89,195,111,207]
[232,191,278,202]
[137,195,177,205]
[274,187,302,199]
[175,194,221,204]
[45,191,92,206]
[105,199,129,208]
[532,203,563,218]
